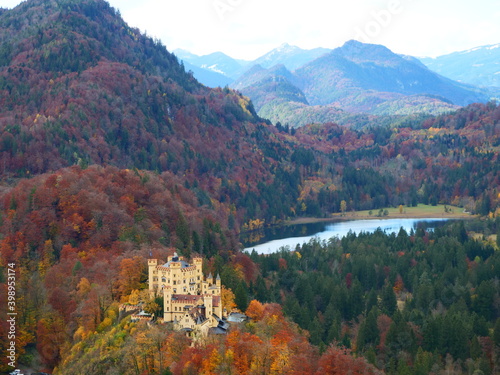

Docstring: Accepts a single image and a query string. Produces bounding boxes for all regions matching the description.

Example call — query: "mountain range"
[420,43,500,88]
[179,41,498,126]
[174,43,332,87]
[178,41,500,92]
[251,43,331,71]
[231,41,493,126]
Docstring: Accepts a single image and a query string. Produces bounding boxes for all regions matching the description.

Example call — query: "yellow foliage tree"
[128,289,140,305]
[202,348,221,374]
[222,286,237,312]
[340,200,347,216]
[76,277,91,299]
[270,342,291,375]
[38,239,55,276]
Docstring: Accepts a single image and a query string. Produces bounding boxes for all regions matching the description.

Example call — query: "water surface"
[243,218,449,254]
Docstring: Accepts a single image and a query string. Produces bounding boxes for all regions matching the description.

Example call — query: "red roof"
[171,294,202,304]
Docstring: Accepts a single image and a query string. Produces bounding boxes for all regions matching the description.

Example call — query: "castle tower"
[193,257,203,270]
[148,259,158,294]
[163,285,172,321]
[204,294,213,317]
[194,257,203,292]
[214,274,222,318]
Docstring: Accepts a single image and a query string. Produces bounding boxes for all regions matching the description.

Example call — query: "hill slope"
[0,0,272,180]
[0,0,317,231]
[0,1,497,246]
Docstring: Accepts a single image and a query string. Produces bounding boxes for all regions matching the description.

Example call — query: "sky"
[3,0,500,60]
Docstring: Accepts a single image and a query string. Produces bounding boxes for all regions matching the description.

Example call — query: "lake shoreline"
[244,216,465,254]
[286,205,475,226]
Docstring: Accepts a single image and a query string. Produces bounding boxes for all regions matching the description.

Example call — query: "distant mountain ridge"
[297,40,487,108]
[251,43,330,71]
[177,40,500,93]
[420,43,500,88]
[174,49,247,79]
[180,40,497,126]
[182,60,233,87]
[174,43,331,88]
[231,40,491,126]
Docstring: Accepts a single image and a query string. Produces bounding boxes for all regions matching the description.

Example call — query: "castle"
[148,253,224,336]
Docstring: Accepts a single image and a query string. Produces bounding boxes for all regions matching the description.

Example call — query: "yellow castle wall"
[148,255,222,328]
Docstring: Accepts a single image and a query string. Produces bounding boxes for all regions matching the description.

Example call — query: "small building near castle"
[148,253,224,336]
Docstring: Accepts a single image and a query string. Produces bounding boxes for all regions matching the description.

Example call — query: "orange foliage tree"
[246,299,265,321]
[316,345,383,375]
[116,256,144,299]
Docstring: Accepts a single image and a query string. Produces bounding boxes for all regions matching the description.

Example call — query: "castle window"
[153,277,158,282]
[162,277,166,282]
[173,280,176,285]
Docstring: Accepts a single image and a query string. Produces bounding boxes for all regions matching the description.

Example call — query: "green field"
[349,204,473,219]
[289,204,475,226]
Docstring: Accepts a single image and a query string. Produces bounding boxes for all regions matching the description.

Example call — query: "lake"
[242,218,450,254]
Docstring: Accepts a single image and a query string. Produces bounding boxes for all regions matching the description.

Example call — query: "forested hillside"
[0,0,499,225]
[0,0,499,374]
[248,221,500,374]
[292,102,500,217]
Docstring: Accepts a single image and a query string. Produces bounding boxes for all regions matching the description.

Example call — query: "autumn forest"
[0,0,499,374]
